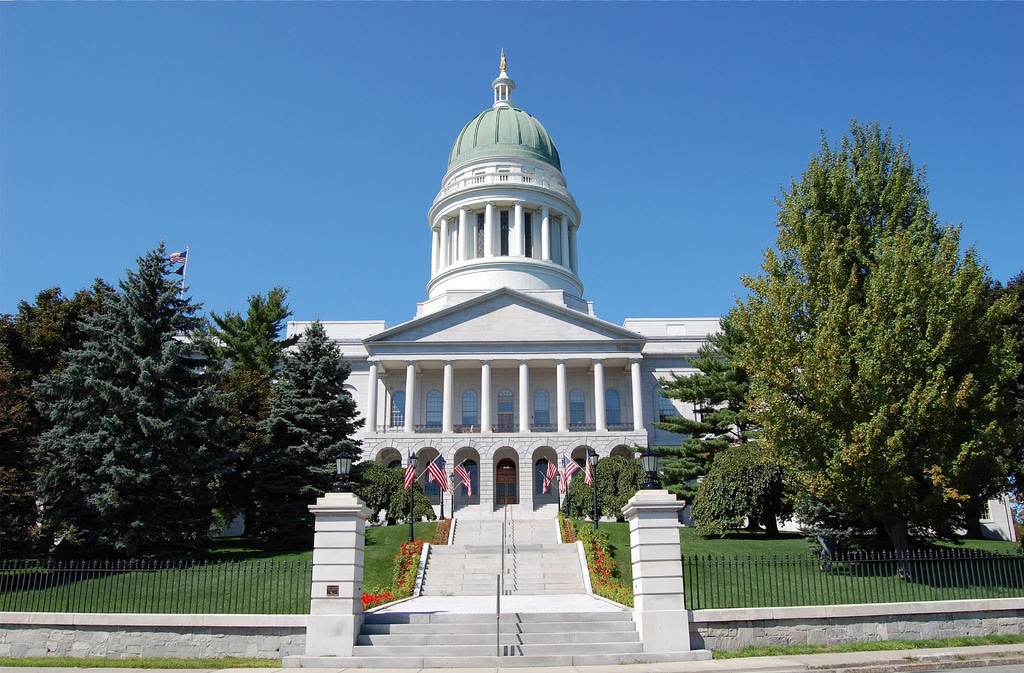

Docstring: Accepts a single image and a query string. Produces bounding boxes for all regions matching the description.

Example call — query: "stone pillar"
[439,216,450,269]
[514,201,525,257]
[365,362,379,433]
[442,361,454,433]
[594,360,607,432]
[556,359,568,433]
[631,358,644,432]
[458,207,469,262]
[480,360,492,433]
[519,360,530,433]
[430,227,440,275]
[559,215,570,269]
[541,206,551,261]
[305,492,372,657]
[404,361,416,433]
[484,202,495,258]
[622,490,689,654]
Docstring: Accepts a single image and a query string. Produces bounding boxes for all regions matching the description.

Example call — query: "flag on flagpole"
[542,460,558,495]
[169,251,187,265]
[404,462,415,490]
[584,457,594,486]
[455,462,473,497]
[427,456,450,492]
[559,455,580,494]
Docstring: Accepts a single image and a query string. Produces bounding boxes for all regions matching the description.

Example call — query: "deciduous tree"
[735,121,1020,552]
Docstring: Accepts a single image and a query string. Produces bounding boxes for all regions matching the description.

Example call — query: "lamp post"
[407,451,418,543]
[640,448,661,490]
[588,449,599,531]
[333,447,354,493]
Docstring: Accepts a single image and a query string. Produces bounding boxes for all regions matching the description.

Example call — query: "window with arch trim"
[569,389,586,426]
[658,393,679,422]
[605,388,621,425]
[426,390,442,427]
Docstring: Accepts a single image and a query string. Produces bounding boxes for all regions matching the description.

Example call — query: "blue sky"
[2,3,1021,329]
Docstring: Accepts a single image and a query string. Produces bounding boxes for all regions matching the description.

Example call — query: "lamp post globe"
[334,447,354,493]
[640,448,661,490]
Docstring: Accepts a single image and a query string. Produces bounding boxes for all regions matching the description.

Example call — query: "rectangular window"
[500,210,510,256]
[476,213,485,258]
[524,212,533,258]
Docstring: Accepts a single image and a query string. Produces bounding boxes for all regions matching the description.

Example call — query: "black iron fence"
[0,559,311,614]
[683,548,1024,610]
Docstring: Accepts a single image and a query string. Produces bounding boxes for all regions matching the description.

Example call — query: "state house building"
[286,55,1018,541]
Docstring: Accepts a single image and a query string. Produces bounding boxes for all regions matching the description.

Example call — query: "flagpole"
[179,246,189,299]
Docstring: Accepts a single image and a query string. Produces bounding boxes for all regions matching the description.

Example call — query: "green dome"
[448,106,561,171]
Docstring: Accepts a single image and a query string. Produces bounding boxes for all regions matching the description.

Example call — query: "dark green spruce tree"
[35,244,225,559]
[255,320,363,549]
[654,314,757,504]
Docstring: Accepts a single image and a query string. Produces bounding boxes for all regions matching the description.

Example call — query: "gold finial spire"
[499,49,507,73]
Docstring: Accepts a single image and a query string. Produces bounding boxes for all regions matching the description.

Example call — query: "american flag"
[542,460,558,494]
[404,462,416,490]
[427,456,450,492]
[584,456,595,486]
[559,455,580,494]
[455,462,473,497]
[169,251,187,265]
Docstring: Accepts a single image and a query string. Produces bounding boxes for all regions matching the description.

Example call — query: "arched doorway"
[495,458,518,505]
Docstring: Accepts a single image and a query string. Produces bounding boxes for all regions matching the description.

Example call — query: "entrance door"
[495,459,518,505]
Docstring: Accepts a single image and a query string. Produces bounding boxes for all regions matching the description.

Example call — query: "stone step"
[289,650,710,669]
[357,628,638,646]
[361,618,636,635]
[364,610,632,625]
[349,640,644,658]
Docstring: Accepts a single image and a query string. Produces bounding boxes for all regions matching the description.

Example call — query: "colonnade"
[363,358,645,436]
[430,204,578,275]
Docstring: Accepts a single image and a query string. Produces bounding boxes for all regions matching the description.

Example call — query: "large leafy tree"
[996,272,1024,508]
[655,314,756,504]
[201,288,298,530]
[35,245,226,558]
[735,121,1020,552]
[254,320,363,549]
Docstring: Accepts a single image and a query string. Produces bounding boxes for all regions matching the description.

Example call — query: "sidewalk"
[3,643,1024,673]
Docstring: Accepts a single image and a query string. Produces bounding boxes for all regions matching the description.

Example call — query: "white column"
[439,217,450,269]
[458,207,469,262]
[541,206,551,261]
[559,215,570,269]
[556,359,568,433]
[594,359,607,432]
[430,227,440,275]
[631,358,644,431]
[569,224,579,275]
[519,360,530,433]
[442,361,454,433]
[514,202,525,257]
[480,361,492,433]
[365,362,379,433]
[484,202,495,258]
[404,361,416,433]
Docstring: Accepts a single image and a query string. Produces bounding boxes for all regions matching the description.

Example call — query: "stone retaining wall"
[690,598,1024,651]
[0,613,306,659]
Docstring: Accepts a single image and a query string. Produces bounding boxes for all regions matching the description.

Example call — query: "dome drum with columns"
[289,54,718,521]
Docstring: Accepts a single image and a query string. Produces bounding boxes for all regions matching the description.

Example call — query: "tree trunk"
[883,519,912,580]
[962,500,987,540]
[762,511,779,535]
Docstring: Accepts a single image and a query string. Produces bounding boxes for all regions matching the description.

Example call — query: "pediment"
[365,289,644,348]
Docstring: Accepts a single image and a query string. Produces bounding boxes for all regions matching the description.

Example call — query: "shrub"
[433,519,451,546]
[575,524,633,606]
[392,540,424,599]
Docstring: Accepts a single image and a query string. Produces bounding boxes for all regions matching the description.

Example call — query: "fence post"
[303,491,372,658]
[622,489,692,654]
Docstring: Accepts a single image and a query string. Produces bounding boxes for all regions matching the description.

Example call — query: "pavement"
[3,642,1023,673]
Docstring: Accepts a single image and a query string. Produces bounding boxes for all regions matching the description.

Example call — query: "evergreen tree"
[255,320,363,549]
[35,245,225,559]
[655,314,756,504]
[1,283,112,556]
[201,288,297,530]
[735,121,1020,552]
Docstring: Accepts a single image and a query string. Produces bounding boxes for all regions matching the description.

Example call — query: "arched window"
[426,390,442,427]
[456,459,478,497]
[605,388,621,425]
[498,389,514,432]
[535,458,555,495]
[534,389,550,426]
[391,391,405,427]
[570,389,586,426]
[658,393,679,422]
[462,390,479,429]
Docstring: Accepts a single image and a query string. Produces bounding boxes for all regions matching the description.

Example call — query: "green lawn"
[363,522,437,591]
